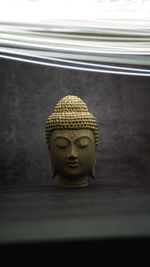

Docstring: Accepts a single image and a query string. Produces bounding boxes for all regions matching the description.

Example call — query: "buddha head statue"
[46,95,98,188]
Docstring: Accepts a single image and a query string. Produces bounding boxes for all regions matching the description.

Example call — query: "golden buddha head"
[46,95,98,188]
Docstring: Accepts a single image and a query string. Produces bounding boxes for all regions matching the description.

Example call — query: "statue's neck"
[59,175,89,188]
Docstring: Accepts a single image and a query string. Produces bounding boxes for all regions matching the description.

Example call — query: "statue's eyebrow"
[54,136,70,143]
[75,136,91,143]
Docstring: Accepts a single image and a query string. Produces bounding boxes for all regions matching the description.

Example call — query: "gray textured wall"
[0,59,150,186]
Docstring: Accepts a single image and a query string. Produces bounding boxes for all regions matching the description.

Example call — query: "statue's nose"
[67,144,78,160]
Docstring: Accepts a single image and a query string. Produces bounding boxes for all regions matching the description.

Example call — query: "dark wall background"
[0,59,150,186]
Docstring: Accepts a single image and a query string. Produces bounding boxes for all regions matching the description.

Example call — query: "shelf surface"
[0,184,150,244]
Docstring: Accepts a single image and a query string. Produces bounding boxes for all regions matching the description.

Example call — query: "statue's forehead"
[51,129,94,140]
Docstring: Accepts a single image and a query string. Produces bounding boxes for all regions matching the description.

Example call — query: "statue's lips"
[66,161,80,168]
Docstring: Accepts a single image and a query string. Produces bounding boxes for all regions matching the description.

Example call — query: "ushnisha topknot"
[46,95,98,149]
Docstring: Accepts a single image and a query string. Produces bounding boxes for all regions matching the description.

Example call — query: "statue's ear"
[89,157,96,179]
[51,162,57,179]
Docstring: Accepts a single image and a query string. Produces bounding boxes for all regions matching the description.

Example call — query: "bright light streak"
[0,0,150,76]
[1,54,150,76]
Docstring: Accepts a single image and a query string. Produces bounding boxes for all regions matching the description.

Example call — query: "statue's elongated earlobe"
[89,158,96,179]
[51,162,57,179]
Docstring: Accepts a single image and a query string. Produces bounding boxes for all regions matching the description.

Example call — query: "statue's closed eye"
[76,137,90,148]
[55,138,69,148]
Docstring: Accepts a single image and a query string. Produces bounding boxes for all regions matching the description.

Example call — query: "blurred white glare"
[0,0,150,76]
[0,0,150,22]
